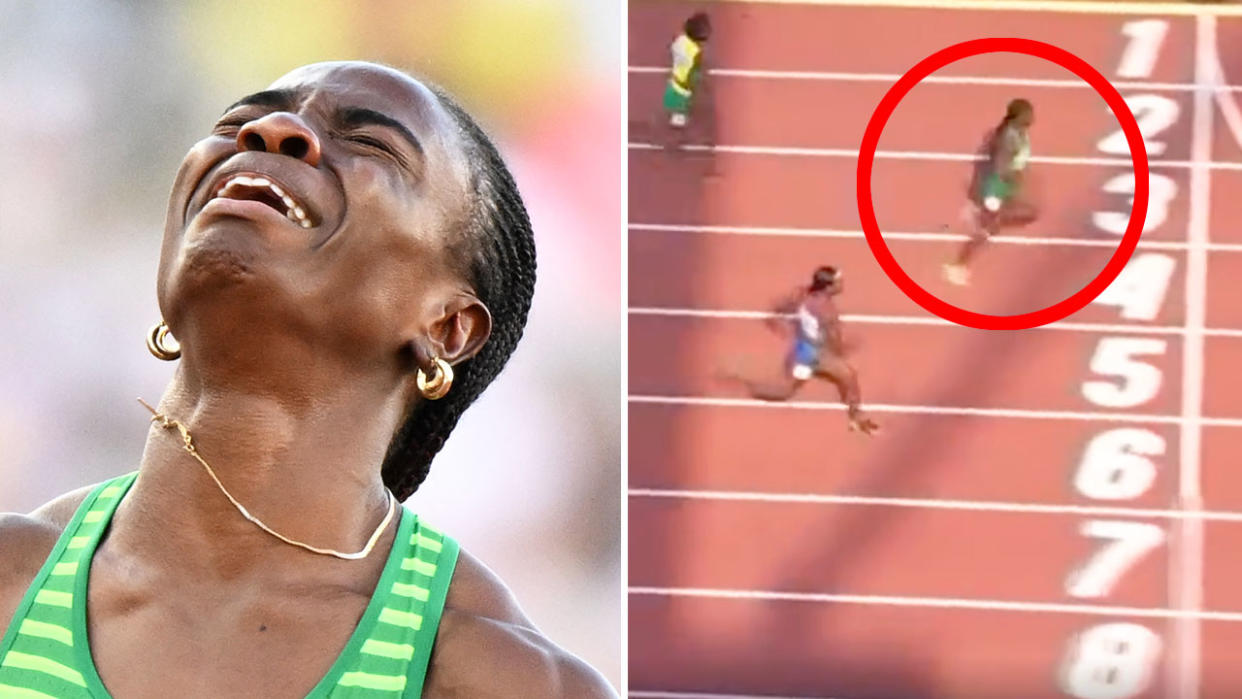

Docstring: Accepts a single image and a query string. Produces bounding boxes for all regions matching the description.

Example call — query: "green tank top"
[999,123,1030,172]
[0,472,459,698]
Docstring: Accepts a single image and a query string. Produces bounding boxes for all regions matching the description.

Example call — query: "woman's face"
[156,61,490,368]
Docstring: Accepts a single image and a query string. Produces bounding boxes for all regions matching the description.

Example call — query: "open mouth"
[210,173,313,228]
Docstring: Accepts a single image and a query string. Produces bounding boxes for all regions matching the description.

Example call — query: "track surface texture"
[628,1,1242,697]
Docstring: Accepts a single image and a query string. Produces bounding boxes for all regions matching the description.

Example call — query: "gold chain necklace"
[137,398,397,561]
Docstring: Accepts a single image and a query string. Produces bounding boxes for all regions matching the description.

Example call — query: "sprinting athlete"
[721,267,879,435]
[661,12,711,147]
[943,98,1038,286]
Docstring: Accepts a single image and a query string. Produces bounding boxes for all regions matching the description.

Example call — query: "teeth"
[284,205,311,228]
[216,174,312,228]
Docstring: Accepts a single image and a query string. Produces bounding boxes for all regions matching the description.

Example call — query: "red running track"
[628,2,1242,698]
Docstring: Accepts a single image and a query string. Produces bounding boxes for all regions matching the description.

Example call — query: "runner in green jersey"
[944,98,1039,287]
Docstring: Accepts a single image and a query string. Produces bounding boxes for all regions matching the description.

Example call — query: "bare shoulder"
[424,547,617,698]
[772,287,802,312]
[0,484,97,631]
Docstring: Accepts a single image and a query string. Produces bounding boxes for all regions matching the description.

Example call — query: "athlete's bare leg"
[717,354,804,401]
[738,375,802,401]
[998,199,1037,227]
[647,92,684,152]
[661,110,691,152]
[815,354,879,435]
[944,201,991,286]
[945,198,1037,286]
[951,230,989,268]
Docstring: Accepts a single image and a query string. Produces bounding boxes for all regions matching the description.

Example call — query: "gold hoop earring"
[146,321,181,361]
[416,357,453,400]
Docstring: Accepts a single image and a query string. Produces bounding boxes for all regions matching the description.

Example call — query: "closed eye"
[212,115,255,136]
[335,106,421,175]
[346,134,392,152]
[341,132,411,170]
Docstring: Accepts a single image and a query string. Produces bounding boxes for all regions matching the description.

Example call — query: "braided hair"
[979,97,1032,161]
[380,86,537,501]
[998,98,1033,130]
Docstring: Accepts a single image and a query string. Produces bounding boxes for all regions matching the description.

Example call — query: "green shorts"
[663,81,692,114]
[978,173,1014,211]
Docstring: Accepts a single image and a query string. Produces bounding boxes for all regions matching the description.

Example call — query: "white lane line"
[628,586,1242,622]
[629,141,1242,170]
[1167,13,1215,699]
[629,488,1242,523]
[628,307,1242,338]
[628,222,1242,252]
[630,65,1242,93]
[627,395,1242,428]
[680,0,1242,16]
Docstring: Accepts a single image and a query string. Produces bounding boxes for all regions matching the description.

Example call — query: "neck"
[109,365,410,578]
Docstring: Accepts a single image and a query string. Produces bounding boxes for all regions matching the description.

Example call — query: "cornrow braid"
[998,97,1032,130]
[380,86,537,502]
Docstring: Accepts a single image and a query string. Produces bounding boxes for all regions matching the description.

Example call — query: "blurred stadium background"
[0,0,622,688]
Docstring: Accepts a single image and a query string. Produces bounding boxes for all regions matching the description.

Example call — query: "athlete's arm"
[1009,166,1026,191]
[820,298,854,355]
[993,127,1019,182]
[825,319,848,356]
[690,48,707,92]
[426,548,617,698]
[766,288,802,334]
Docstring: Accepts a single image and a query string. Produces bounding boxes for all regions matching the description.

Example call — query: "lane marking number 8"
[1060,622,1162,699]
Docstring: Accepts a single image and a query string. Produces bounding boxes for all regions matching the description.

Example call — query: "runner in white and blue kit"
[720,266,879,436]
